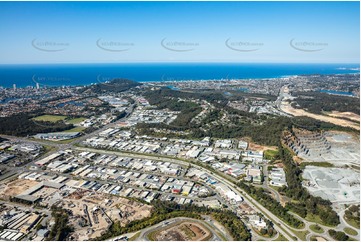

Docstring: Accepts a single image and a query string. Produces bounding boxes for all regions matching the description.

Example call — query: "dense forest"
[82,78,141,94]
[0,113,73,136]
[291,91,360,115]
[140,88,356,146]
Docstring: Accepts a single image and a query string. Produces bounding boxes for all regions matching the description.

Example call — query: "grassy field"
[67,117,86,124]
[63,126,86,133]
[305,213,336,227]
[344,227,358,236]
[310,235,326,241]
[32,115,67,122]
[310,224,324,233]
[33,115,87,125]
[344,215,360,229]
[275,233,288,241]
[264,149,278,160]
[128,232,141,241]
[290,229,309,241]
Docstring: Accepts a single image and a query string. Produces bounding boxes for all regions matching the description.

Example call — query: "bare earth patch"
[154,221,211,241]
[248,141,277,152]
[0,179,39,199]
[281,101,360,130]
[327,111,360,123]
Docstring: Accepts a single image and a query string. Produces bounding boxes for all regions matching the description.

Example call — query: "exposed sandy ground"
[327,111,360,122]
[281,101,360,130]
[247,140,277,151]
[293,156,303,164]
[63,191,152,240]
[155,221,211,241]
[0,179,39,198]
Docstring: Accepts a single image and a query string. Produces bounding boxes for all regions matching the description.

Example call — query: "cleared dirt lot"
[0,179,39,198]
[327,111,360,123]
[248,141,277,152]
[281,101,360,130]
[152,221,211,241]
[61,190,152,240]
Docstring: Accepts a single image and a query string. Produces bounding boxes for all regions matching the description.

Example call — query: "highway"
[1,119,299,241]
[2,99,343,242]
[76,146,298,241]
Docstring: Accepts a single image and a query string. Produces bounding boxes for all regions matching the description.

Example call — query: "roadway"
[1,100,303,241]
[110,216,230,241]
[2,127,298,241]
[76,146,298,241]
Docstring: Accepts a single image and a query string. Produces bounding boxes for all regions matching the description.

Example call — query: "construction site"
[60,190,152,240]
[0,177,153,241]
[150,221,212,241]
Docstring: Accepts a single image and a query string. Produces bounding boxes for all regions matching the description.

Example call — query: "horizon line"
[0,61,360,65]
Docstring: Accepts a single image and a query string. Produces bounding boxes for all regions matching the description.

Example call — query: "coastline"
[0,63,359,88]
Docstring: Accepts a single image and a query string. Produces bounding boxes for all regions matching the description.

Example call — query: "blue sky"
[0,1,359,64]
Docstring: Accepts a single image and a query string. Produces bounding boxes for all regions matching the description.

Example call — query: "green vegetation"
[299,162,334,169]
[290,229,309,241]
[275,233,288,241]
[143,88,203,128]
[254,219,276,238]
[264,149,278,160]
[63,126,86,133]
[310,224,324,233]
[147,229,159,241]
[305,214,332,226]
[344,227,358,236]
[129,231,141,241]
[310,235,326,241]
[328,229,349,241]
[33,115,67,122]
[140,88,356,146]
[237,181,304,229]
[46,206,73,241]
[94,201,251,241]
[292,91,359,115]
[66,117,86,124]
[0,113,73,136]
[278,145,340,226]
[212,210,251,241]
[344,205,360,229]
[83,78,141,94]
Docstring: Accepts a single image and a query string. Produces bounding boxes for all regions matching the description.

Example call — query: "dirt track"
[327,111,360,122]
[281,102,360,130]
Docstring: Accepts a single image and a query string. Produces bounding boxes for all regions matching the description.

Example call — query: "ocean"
[0,63,359,88]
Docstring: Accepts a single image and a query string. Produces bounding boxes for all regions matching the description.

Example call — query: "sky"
[0,1,359,64]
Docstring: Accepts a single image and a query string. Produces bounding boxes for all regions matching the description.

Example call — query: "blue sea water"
[319,89,355,96]
[0,63,359,88]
